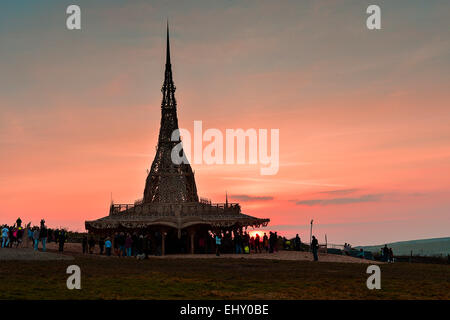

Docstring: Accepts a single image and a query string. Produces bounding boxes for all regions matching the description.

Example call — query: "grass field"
[0,254,449,300]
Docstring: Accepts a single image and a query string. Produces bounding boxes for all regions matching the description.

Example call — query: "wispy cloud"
[295,194,384,206]
[230,194,274,202]
[317,188,359,195]
[223,177,345,187]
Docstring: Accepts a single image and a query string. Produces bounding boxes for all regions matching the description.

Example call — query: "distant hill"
[356,237,450,256]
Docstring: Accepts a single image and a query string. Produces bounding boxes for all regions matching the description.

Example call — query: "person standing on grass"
[82,235,88,254]
[88,236,96,254]
[40,224,48,252]
[17,226,24,247]
[215,233,222,256]
[295,234,301,251]
[33,227,40,251]
[105,237,112,256]
[11,227,18,247]
[249,236,255,253]
[389,248,394,263]
[118,232,126,257]
[125,233,133,257]
[263,233,268,252]
[27,227,33,247]
[268,232,274,253]
[99,237,105,255]
[311,235,319,261]
[274,232,279,252]
[383,244,389,262]
[58,230,66,252]
[244,232,250,251]
[255,233,261,253]
[1,225,9,248]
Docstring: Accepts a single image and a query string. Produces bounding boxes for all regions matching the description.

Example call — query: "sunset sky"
[1,0,449,245]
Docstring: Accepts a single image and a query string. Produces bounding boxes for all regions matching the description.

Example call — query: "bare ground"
[0,247,74,261]
[41,242,380,264]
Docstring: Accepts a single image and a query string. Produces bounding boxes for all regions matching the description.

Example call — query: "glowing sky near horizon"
[0,0,449,245]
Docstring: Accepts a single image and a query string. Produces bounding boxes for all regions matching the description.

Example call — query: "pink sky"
[0,1,449,245]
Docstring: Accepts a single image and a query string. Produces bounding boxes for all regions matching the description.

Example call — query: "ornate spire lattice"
[143,23,199,203]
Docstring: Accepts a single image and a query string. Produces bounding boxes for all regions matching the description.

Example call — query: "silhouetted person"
[295,234,301,251]
[234,233,242,254]
[273,232,278,252]
[389,248,394,263]
[88,236,96,254]
[105,237,112,256]
[58,230,66,252]
[82,235,88,254]
[125,233,133,257]
[255,233,261,253]
[215,233,222,256]
[99,237,105,255]
[311,235,319,261]
[263,233,268,252]
[118,232,126,257]
[40,224,48,252]
[269,232,274,253]
[383,244,389,262]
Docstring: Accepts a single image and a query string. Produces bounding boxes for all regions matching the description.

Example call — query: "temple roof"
[86,213,269,231]
[85,201,269,231]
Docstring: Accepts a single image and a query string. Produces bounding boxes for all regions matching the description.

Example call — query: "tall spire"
[143,23,199,203]
[161,21,176,110]
[166,20,171,66]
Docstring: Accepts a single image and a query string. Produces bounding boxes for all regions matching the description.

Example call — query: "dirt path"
[158,251,382,264]
[0,248,74,261]
[44,242,379,264]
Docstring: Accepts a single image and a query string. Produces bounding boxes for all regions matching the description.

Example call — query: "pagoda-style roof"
[85,202,269,232]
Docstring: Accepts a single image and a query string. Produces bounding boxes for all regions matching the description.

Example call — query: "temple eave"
[85,214,270,232]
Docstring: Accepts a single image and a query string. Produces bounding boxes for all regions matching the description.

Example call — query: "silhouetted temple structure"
[85,25,269,255]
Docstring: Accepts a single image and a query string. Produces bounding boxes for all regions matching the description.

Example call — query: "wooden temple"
[85,24,269,255]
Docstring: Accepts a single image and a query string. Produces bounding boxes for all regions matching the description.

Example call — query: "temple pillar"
[161,232,166,256]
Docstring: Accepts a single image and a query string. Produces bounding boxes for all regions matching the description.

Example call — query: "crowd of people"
[79,230,315,260]
[1,218,355,262]
[342,242,395,262]
[1,218,322,261]
[381,244,395,262]
[2,217,25,248]
[82,232,158,258]
[1,217,68,252]
[214,231,286,256]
